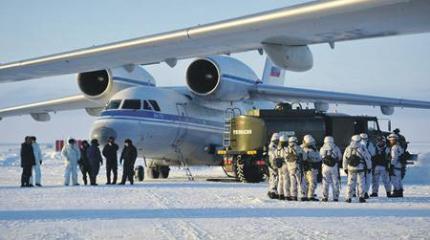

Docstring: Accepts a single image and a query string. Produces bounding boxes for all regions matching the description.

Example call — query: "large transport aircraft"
[1,0,430,179]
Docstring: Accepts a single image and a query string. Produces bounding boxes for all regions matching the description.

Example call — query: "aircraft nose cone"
[90,127,117,145]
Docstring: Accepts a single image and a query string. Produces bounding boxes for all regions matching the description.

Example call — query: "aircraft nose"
[90,127,117,145]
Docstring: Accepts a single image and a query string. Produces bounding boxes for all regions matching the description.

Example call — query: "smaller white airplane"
[0,0,430,179]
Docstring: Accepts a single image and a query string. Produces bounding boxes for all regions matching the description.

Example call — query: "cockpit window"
[106,100,122,110]
[149,100,161,112]
[143,100,153,111]
[122,99,141,110]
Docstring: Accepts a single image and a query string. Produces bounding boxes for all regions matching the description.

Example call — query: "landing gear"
[234,156,265,183]
[146,166,170,179]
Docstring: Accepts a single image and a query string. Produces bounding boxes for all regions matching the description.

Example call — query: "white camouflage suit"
[372,144,391,195]
[30,142,43,185]
[267,142,279,195]
[389,143,404,191]
[320,142,342,200]
[360,139,375,194]
[301,145,321,199]
[276,146,290,198]
[61,139,81,186]
[343,142,372,199]
[285,144,306,198]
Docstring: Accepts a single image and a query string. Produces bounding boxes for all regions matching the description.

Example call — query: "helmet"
[388,133,399,140]
[351,135,361,143]
[360,133,369,140]
[288,136,298,143]
[393,128,400,134]
[303,135,316,145]
[279,135,287,142]
[271,133,280,142]
[324,136,334,144]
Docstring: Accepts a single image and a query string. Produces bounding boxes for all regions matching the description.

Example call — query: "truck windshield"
[368,119,379,131]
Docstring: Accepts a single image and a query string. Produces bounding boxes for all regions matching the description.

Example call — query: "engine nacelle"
[186,56,258,101]
[77,65,155,104]
[381,105,395,115]
[263,44,313,72]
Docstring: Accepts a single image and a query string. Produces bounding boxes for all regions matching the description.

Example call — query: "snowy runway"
[1,145,430,239]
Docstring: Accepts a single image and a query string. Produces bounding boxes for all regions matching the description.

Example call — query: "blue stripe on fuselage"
[101,110,224,128]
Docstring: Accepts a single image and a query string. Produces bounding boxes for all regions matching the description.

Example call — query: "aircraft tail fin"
[261,57,286,86]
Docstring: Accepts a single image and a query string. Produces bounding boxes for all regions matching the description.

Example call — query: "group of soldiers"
[267,130,407,203]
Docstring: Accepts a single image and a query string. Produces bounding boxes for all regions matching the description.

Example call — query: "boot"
[279,195,286,200]
[321,198,328,202]
[309,197,319,202]
[386,192,392,198]
[399,189,404,198]
[333,199,339,202]
[291,196,298,201]
[345,198,352,203]
[391,190,400,198]
[286,196,293,201]
[364,192,370,199]
[359,197,366,203]
[370,193,378,197]
[301,197,308,202]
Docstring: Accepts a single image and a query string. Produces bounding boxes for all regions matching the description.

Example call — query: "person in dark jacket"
[119,139,138,185]
[20,136,36,187]
[87,139,103,186]
[78,141,90,185]
[102,137,119,184]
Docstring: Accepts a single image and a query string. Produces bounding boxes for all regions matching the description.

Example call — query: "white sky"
[0,0,429,144]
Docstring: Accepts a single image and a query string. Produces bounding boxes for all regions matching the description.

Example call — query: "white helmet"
[288,136,298,143]
[324,136,334,144]
[303,135,316,145]
[360,133,369,140]
[271,133,280,142]
[388,133,399,140]
[351,135,361,143]
[279,135,288,142]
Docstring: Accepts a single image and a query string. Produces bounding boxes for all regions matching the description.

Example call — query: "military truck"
[218,105,393,183]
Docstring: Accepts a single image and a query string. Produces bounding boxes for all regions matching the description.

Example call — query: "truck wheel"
[135,166,145,182]
[146,167,160,179]
[159,166,170,179]
[236,157,264,183]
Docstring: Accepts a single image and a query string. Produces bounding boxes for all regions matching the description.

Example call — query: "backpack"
[323,150,337,167]
[348,148,363,167]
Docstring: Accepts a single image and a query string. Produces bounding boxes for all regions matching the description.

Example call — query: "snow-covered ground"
[0,144,430,240]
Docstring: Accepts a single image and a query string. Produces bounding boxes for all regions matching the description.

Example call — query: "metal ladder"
[175,146,194,181]
[223,108,242,148]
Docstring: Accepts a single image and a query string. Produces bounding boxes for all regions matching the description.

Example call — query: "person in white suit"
[62,138,81,186]
[29,136,43,187]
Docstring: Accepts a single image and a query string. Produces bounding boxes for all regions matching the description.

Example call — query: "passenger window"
[143,100,153,110]
[122,99,141,110]
[149,100,161,112]
[106,100,122,110]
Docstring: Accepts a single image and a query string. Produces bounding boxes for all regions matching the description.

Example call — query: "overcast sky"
[0,0,429,145]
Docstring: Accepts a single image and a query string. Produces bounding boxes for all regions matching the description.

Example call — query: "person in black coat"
[119,139,138,185]
[78,141,90,185]
[87,139,103,186]
[20,136,36,187]
[102,137,119,184]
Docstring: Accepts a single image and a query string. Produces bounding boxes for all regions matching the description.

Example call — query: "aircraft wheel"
[135,166,145,182]
[159,166,170,179]
[146,167,160,179]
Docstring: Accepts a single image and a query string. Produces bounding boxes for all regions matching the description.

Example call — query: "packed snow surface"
[0,144,429,240]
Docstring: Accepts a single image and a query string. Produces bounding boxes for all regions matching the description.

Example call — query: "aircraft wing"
[251,84,430,111]
[1,0,430,82]
[0,95,102,121]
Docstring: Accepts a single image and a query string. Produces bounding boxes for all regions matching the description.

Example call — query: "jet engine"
[186,56,258,101]
[77,65,155,104]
